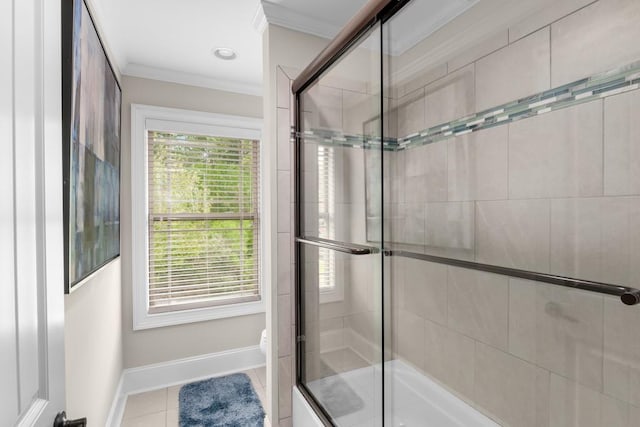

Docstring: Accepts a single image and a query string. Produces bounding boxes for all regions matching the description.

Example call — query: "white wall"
[120,76,266,368]
[65,260,123,425]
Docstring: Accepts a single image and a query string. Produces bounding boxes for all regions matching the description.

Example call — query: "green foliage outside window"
[148,131,259,309]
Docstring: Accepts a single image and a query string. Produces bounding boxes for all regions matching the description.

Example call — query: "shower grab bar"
[296,236,379,255]
[389,250,640,306]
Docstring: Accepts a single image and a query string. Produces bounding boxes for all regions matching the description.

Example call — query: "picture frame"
[62,0,122,292]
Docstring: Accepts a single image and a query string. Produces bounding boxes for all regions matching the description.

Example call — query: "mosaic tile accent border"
[296,59,640,151]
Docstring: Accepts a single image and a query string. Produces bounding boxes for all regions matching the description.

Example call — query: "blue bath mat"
[179,373,265,427]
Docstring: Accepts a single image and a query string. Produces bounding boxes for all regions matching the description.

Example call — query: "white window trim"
[131,104,265,330]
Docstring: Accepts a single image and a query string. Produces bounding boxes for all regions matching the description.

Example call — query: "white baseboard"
[106,345,265,427]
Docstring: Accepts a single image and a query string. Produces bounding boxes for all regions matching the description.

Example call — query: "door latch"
[54,411,87,427]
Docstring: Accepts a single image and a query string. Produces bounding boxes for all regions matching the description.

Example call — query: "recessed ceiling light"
[212,47,237,60]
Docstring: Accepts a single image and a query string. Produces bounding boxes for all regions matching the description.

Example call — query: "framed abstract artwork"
[62,0,122,292]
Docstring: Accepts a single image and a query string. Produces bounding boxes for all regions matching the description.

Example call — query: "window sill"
[320,288,343,304]
[133,299,265,331]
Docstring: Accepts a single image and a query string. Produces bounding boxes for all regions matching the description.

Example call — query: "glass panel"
[383,0,640,426]
[299,244,383,426]
[298,23,383,426]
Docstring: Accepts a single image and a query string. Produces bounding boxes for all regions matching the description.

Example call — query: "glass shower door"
[296,23,385,427]
[381,0,640,426]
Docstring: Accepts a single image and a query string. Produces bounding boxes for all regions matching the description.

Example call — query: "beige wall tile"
[396,63,447,99]
[348,257,375,315]
[278,356,293,419]
[278,294,291,357]
[277,233,291,296]
[277,171,291,233]
[399,202,425,245]
[549,373,601,427]
[342,89,378,136]
[346,311,379,364]
[604,90,640,196]
[550,198,603,282]
[425,202,474,253]
[549,373,630,427]
[319,317,344,354]
[509,279,538,362]
[509,0,595,43]
[475,27,550,111]
[476,199,550,272]
[509,279,604,391]
[304,85,343,131]
[508,100,603,199]
[475,342,538,427]
[602,394,631,427]
[424,319,475,400]
[396,88,425,138]
[548,197,640,287]
[629,405,640,425]
[536,368,551,427]
[277,108,291,171]
[551,0,640,86]
[404,141,448,202]
[604,297,640,407]
[447,267,509,350]
[400,258,447,325]
[448,30,508,73]
[424,64,475,129]
[447,125,508,201]
[277,67,291,109]
[388,150,405,204]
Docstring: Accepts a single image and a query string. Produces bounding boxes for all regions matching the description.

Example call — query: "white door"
[0,0,67,426]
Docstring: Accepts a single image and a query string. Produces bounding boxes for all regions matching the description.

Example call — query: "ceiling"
[91,0,369,96]
[91,0,528,97]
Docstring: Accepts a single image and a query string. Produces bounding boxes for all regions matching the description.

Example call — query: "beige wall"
[120,76,265,368]
[64,2,123,424]
[65,260,123,426]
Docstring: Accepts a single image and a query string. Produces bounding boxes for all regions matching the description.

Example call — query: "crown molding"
[260,0,337,41]
[122,63,262,96]
[252,3,268,34]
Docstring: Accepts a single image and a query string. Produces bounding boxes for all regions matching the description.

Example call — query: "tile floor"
[120,366,269,427]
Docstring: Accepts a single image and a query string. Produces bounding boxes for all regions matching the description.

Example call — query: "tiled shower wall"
[390,0,640,426]
[276,66,294,427]
[281,0,640,425]
[274,64,376,427]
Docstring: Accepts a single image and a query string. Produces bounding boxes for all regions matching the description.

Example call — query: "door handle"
[54,412,87,427]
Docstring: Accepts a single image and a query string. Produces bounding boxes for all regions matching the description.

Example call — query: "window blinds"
[147,131,260,313]
[317,146,335,290]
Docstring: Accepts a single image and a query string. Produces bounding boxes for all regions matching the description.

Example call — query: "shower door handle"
[296,236,379,255]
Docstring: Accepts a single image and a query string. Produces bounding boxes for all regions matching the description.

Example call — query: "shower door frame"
[292,1,411,425]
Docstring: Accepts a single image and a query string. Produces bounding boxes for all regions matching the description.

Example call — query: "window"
[317,146,342,303]
[147,131,259,312]
[131,105,264,329]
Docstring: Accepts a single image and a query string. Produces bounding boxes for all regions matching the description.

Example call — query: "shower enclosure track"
[296,237,640,305]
